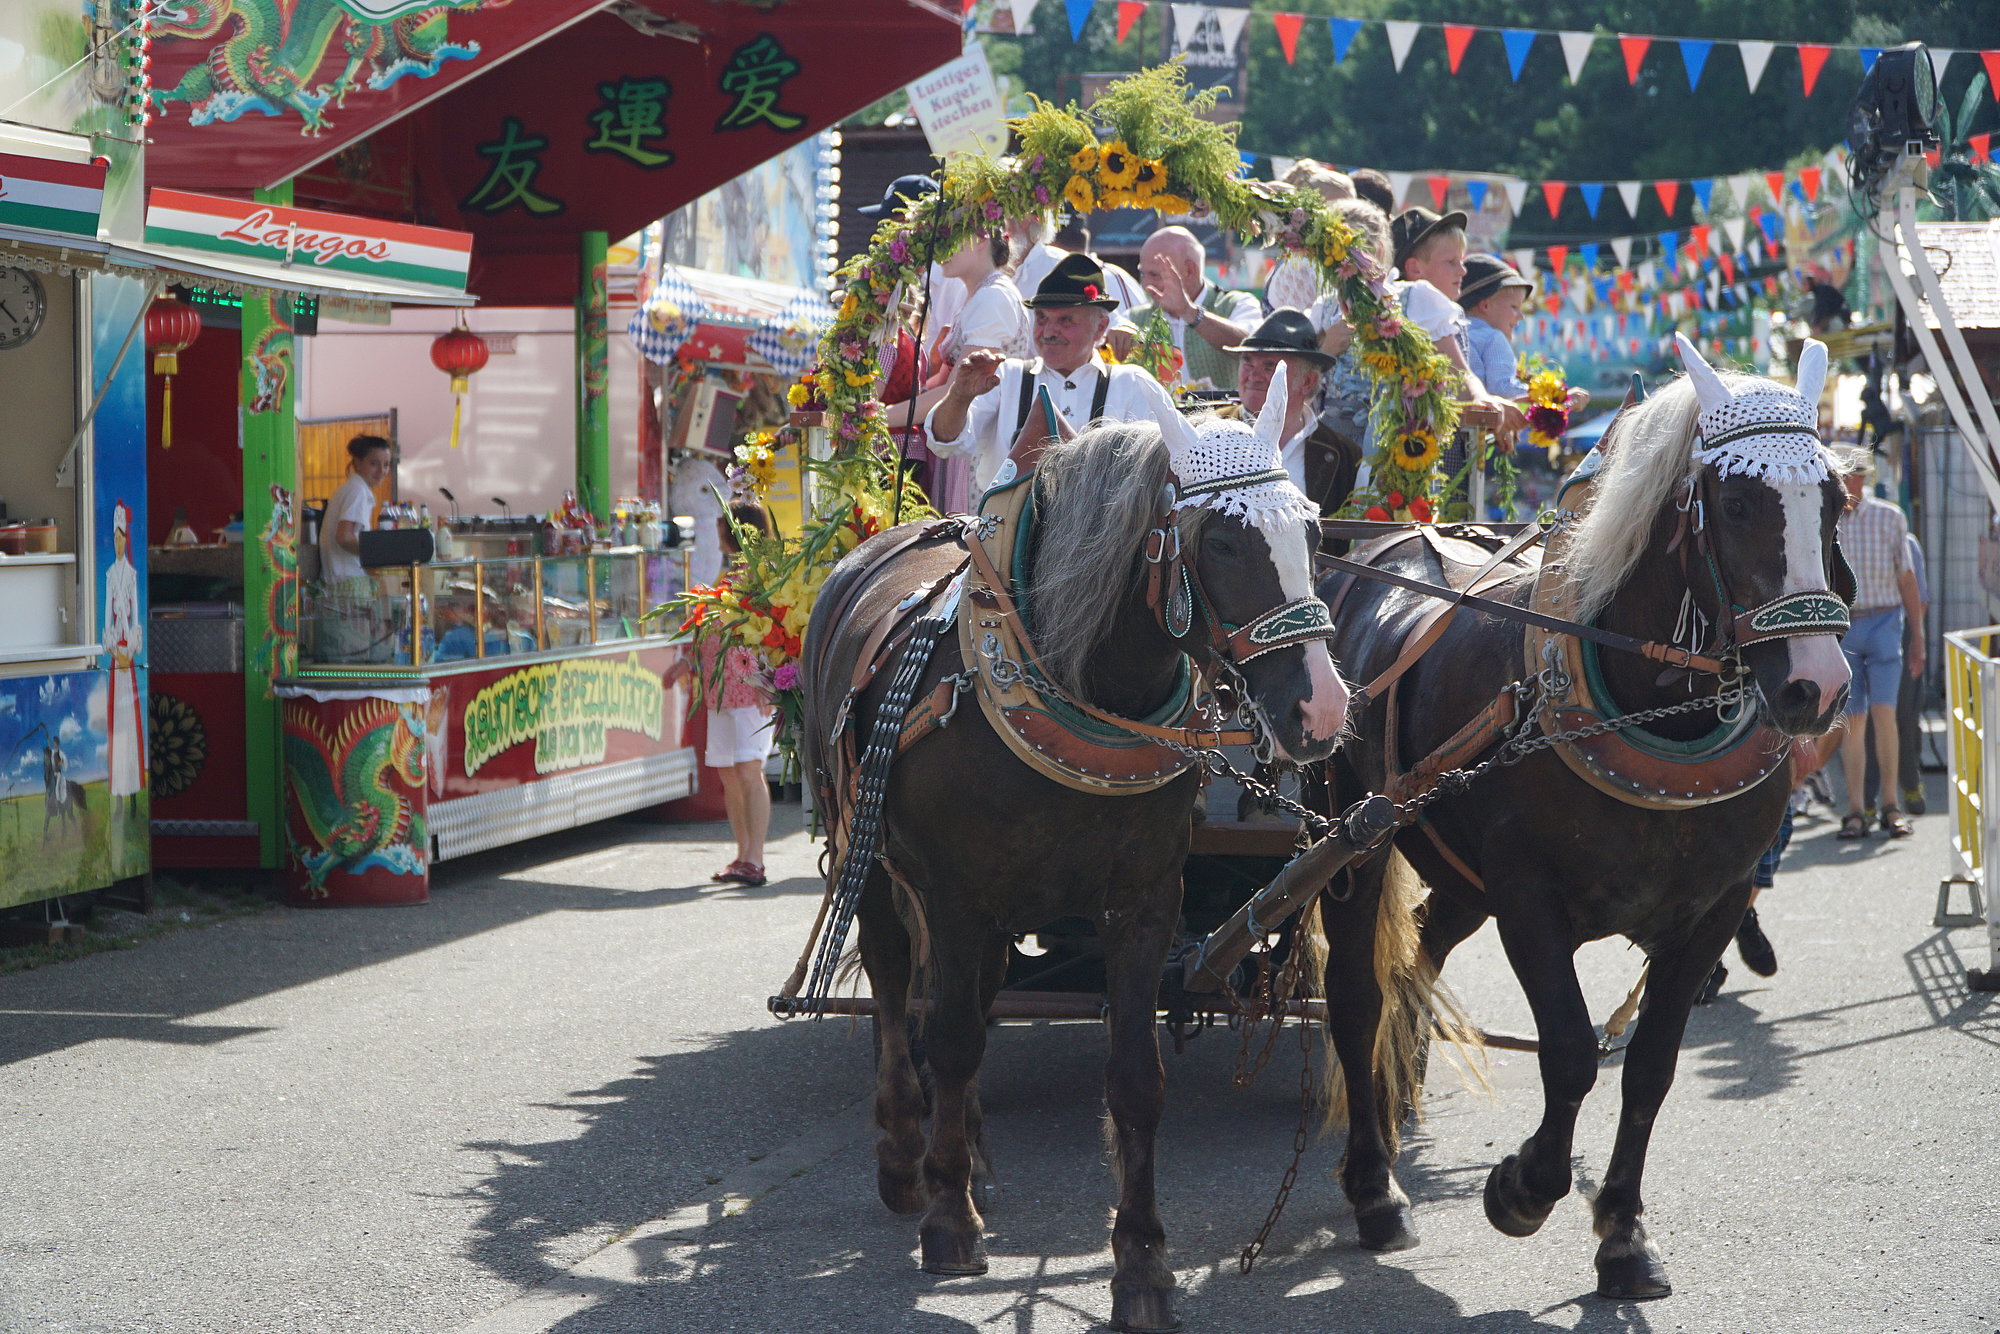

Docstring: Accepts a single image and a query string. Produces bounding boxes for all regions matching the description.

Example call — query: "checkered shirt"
[1837,493,1911,613]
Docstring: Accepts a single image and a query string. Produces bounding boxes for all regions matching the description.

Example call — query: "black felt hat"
[1457,253,1535,309]
[1224,308,1336,368]
[1390,205,1469,267]
[1024,253,1120,309]
[858,174,938,217]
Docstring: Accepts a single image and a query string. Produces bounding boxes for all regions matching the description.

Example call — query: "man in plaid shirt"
[1835,450,1926,838]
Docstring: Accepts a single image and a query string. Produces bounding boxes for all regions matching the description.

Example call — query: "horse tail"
[1308,849,1484,1145]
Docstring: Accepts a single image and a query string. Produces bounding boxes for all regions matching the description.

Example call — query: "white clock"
[0,266,47,350]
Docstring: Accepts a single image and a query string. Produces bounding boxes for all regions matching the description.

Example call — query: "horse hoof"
[918,1224,988,1276]
[1483,1156,1554,1238]
[1355,1200,1420,1252]
[1110,1285,1181,1333]
[1596,1244,1672,1300]
[877,1167,927,1216]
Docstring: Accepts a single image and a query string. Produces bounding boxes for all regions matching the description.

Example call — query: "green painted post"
[241,180,300,871]
[576,230,610,525]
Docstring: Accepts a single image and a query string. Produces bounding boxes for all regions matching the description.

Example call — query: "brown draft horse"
[802,415,1345,1332]
[1313,340,1851,1299]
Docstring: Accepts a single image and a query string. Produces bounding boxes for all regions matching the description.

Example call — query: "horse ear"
[1794,338,1829,412]
[1674,332,1731,417]
[1158,399,1203,470]
[1254,359,1290,459]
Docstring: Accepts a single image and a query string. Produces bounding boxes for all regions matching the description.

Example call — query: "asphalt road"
[0,781,1994,1334]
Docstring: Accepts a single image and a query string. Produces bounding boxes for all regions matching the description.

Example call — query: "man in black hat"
[857,174,962,357]
[926,253,1184,498]
[1227,309,1359,516]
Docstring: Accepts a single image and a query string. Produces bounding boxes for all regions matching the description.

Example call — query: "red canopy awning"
[290,1,962,305]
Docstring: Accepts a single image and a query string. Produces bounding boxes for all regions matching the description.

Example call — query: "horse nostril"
[1785,680,1820,716]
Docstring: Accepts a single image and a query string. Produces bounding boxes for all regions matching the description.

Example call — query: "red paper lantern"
[429,324,490,448]
[145,294,203,449]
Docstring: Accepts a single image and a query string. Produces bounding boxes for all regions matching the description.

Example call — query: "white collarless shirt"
[925,357,1183,498]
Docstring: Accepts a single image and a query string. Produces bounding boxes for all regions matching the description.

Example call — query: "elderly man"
[926,254,1182,497]
[1228,309,1358,516]
[1127,225,1262,391]
[1834,450,1926,839]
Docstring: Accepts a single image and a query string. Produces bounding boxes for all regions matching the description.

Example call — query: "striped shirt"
[1837,492,1911,612]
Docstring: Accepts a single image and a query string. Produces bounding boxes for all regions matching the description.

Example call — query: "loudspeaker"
[358,528,436,568]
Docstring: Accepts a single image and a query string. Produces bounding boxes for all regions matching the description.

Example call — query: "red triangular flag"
[1547,244,1569,273]
[1924,148,1942,169]
[1690,223,1711,254]
[1982,51,2000,96]
[1116,0,1144,42]
[1617,270,1635,291]
[1764,171,1786,202]
[1719,251,1737,283]
[1270,11,1304,63]
[1620,35,1651,83]
[1426,175,1451,209]
[1654,179,1681,215]
[1545,292,1562,314]
[1973,132,1994,163]
[1798,166,1822,200]
[1797,44,1831,96]
[1541,181,1568,216]
[1443,24,1477,74]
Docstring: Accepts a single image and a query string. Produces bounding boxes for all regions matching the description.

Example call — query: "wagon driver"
[926,254,1186,497]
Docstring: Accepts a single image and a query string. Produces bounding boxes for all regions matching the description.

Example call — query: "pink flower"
[1033,184,1051,205]
[888,235,910,264]
[983,198,1003,222]
[773,663,800,691]
[1030,154,1046,172]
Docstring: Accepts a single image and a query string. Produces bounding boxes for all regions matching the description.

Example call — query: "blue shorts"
[1753,808,1795,889]
[1840,608,1904,715]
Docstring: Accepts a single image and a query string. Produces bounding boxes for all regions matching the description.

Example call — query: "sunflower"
[1069,144,1100,174]
[1392,430,1442,472]
[1131,157,1167,197]
[1062,175,1097,215]
[1096,140,1139,189]
[1150,193,1193,216]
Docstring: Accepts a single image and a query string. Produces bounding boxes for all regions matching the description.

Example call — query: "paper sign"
[907,47,1007,161]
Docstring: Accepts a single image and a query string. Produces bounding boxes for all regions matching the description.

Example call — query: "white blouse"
[945,270,1032,361]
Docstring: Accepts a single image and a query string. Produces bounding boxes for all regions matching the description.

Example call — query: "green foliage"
[1924,72,2000,221]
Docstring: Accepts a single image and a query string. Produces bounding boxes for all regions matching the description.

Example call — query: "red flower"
[1410,497,1434,523]
[1364,505,1390,521]
[1385,491,1405,509]
[1082,283,1101,299]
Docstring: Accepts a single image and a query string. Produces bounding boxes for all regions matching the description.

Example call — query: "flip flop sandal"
[1880,807,1914,838]
[731,864,768,888]
[1836,814,1870,840]
[712,860,756,883]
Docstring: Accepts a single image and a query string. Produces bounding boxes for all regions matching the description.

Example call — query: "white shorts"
[706,706,775,767]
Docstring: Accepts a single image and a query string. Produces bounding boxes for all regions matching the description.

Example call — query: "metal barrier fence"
[1940,626,2000,989]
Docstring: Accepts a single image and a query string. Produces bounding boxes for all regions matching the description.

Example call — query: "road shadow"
[0,806,814,1070]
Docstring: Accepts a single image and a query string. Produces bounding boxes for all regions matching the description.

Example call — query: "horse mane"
[1559,375,1705,623]
[1027,420,1198,698]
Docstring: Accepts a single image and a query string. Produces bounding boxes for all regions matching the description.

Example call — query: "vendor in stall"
[924,255,1183,498]
[316,434,394,662]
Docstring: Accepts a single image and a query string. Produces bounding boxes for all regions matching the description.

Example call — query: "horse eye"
[1203,531,1241,558]
[1722,497,1751,522]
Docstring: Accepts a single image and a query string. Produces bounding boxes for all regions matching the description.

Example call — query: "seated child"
[1390,208,1525,434]
[1458,254,1594,413]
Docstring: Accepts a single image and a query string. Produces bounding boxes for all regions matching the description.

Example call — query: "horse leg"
[916,925,995,1275]
[1592,882,1750,1299]
[1484,893,1599,1238]
[1417,886,1488,973]
[965,931,1013,1213]
[1101,907,1179,1333]
[857,869,927,1216]
[1318,864,1418,1252]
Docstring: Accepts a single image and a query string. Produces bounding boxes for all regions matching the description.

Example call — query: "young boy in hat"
[1392,207,1525,434]
[1460,252,1595,413]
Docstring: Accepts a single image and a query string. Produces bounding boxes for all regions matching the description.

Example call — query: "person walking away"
[1834,449,1924,838]
[318,434,393,662]
[1863,530,1932,814]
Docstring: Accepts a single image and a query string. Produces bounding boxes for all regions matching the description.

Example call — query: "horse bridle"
[1140,477,1337,667]
[1667,464,1856,667]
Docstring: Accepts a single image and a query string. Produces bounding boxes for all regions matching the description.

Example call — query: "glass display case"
[299,547,692,669]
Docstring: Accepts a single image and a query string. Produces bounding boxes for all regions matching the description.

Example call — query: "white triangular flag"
[1610,235,1633,267]
[1931,49,1957,82]
[1513,249,1536,278]
[1268,155,1296,181]
[1723,215,1746,251]
[1728,173,1757,210]
[1738,40,1774,92]
[1708,271,1722,303]
[1210,4,1251,52]
[1707,224,1726,253]
[1558,30,1595,83]
[1169,3,1202,48]
[1639,259,1657,287]
[1500,176,1528,215]
[1384,19,1419,71]
[1385,171,1414,207]
[1615,180,1643,217]
[1008,0,1039,34]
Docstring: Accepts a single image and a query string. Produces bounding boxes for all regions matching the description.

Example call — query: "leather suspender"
[1014,364,1113,434]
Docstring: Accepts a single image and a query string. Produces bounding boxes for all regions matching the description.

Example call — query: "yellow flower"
[838,292,858,320]
[786,383,809,407]
[1062,175,1096,215]
[1150,194,1193,216]
[1098,344,1120,362]
[1392,431,1442,472]
[1069,144,1099,174]
[1097,140,1139,189]
[843,369,871,388]
[1131,158,1167,196]
[1099,186,1135,210]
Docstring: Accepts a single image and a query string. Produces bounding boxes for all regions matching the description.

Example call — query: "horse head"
[1163,362,1348,761]
[1672,334,1851,736]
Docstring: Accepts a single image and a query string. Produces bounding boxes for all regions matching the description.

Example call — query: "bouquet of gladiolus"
[1122,307,1184,387]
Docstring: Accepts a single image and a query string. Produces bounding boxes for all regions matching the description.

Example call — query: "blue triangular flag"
[1501,29,1535,81]
[1659,230,1679,257]
[1690,178,1713,211]
[1579,182,1604,218]
[1757,211,1782,243]
[1678,39,1712,90]
[1580,242,1601,270]
[1065,0,1093,40]
[1328,16,1363,62]
[1466,179,1489,212]
[1859,47,1881,74]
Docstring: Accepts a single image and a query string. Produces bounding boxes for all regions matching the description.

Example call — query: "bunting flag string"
[1011,0,1984,105]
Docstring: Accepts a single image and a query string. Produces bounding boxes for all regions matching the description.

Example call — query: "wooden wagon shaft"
[805,991,1537,1052]
[1177,795,1401,995]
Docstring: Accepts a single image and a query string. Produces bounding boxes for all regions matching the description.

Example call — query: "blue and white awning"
[628,264,832,377]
